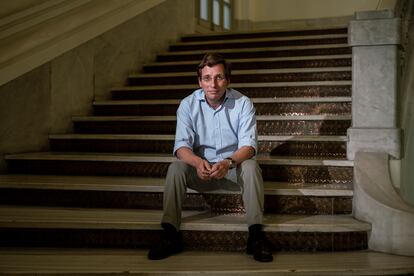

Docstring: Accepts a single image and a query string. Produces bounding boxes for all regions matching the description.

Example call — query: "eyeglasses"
[201,75,226,83]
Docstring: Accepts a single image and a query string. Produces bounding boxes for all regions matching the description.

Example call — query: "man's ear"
[198,78,203,87]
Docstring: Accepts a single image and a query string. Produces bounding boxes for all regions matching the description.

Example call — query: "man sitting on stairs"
[148,53,273,262]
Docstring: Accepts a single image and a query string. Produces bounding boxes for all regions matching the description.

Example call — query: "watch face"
[226,158,235,169]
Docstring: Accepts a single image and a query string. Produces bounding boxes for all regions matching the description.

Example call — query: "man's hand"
[209,160,230,179]
[195,159,213,181]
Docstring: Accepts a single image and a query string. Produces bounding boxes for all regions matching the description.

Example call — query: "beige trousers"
[161,159,264,230]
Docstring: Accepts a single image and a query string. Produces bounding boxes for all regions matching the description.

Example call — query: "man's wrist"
[225,157,236,169]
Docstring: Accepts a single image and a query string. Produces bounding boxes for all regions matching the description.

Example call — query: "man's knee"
[167,161,190,176]
[240,159,261,175]
[166,161,191,188]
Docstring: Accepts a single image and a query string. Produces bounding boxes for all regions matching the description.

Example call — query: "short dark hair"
[197,53,231,80]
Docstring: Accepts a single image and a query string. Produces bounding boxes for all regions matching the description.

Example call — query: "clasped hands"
[196,159,230,181]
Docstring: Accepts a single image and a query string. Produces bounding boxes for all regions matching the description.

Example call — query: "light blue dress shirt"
[173,88,258,163]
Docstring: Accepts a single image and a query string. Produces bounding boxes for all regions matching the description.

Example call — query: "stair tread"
[5,152,353,166]
[129,67,351,79]
[181,26,347,38]
[1,248,413,275]
[158,43,349,56]
[0,205,369,232]
[93,97,352,106]
[145,54,352,66]
[172,33,348,46]
[49,134,347,142]
[112,80,352,91]
[0,174,353,196]
[71,114,351,121]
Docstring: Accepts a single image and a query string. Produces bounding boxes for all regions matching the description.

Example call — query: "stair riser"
[0,189,352,215]
[128,71,351,86]
[143,58,351,73]
[0,228,367,252]
[93,102,352,116]
[170,37,348,52]
[181,28,348,42]
[50,139,347,158]
[73,120,351,135]
[7,161,353,183]
[157,47,351,62]
[112,85,351,100]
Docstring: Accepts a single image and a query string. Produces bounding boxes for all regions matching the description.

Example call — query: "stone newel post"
[347,10,401,160]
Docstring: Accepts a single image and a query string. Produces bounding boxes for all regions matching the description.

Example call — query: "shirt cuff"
[173,141,193,156]
[238,139,257,155]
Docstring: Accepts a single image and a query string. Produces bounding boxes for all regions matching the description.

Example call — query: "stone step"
[112,82,351,100]
[93,97,352,117]
[0,174,352,195]
[179,33,347,44]
[71,115,351,136]
[5,152,353,166]
[0,175,353,215]
[170,35,348,51]
[0,206,369,251]
[156,44,351,62]
[49,134,347,158]
[2,248,414,275]
[143,55,352,73]
[5,152,353,183]
[127,68,351,86]
[180,27,348,42]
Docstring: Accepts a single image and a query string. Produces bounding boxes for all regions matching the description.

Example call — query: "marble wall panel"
[352,45,398,128]
[50,42,95,134]
[93,0,194,100]
[0,0,195,173]
[0,64,51,172]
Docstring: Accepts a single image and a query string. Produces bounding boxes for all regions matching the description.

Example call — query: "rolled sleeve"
[173,100,195,156]
[237,99,258,154]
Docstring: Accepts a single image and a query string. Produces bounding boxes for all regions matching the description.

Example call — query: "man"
[148,53,273,262]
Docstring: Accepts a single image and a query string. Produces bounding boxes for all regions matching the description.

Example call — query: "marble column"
[347,10,402,160]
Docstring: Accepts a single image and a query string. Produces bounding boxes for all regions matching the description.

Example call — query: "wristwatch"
[225,157,236,169]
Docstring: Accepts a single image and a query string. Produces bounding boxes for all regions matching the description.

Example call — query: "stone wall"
[233,0,397,31]
[0,0,195,173]
[396,0,414,204]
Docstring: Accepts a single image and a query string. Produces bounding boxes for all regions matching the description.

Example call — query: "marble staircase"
[1,27,367,253]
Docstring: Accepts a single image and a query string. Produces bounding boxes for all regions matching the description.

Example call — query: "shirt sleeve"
[237,97,258,154]
[173,99,195,156]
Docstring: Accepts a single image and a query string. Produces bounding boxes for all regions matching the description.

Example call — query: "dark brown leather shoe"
[247,235,273,262]
[246,224,273,262]
[148,223,183,260]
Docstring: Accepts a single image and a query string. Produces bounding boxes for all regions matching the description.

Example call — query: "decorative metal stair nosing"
[92,97,352,106]
[4,152,354,167]
[157,44,350,56]
[0,206,368,251]
[127,67,352,79]
[49,134,348,142]
[69,115,352,124]
[180,27,347,40]
[180,27,348,42]
[143,54,353,67]
[111,81,352,92]
[171,34,349,47]
[0,206,369,232]
[0,174,353,196]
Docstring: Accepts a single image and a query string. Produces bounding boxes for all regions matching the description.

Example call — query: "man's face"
[198,64,229,106]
